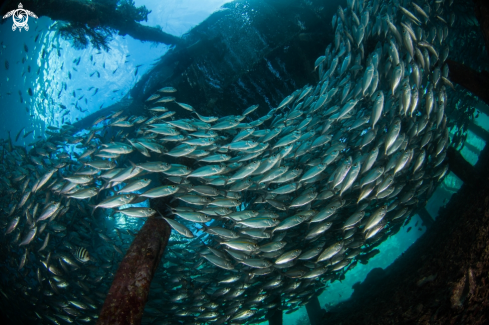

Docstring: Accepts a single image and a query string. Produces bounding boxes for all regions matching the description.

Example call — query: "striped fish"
[72,247,90,263]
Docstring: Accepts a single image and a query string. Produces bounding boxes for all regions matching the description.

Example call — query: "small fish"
[72,247,90,263]
[15,127,25,142]
[158,87,177,93]
[23,130,33,138]
[162,216,194,238]
[119,207,156,218]
[19,227,37,246]
[140,185,179,198]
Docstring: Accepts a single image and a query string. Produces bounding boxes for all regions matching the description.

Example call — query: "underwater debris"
[451,271,468,309]
[416,274,437,287]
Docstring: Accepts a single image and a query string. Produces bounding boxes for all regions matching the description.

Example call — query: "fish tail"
[128,160,137,172]
[180,176,188,184]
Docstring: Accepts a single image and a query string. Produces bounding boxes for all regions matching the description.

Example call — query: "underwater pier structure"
[320,0,489,323]
[320,113,489,324]
[0,0,182,48]
[97,216,171,325]
[58,0,489,324]
[87,0,341,323]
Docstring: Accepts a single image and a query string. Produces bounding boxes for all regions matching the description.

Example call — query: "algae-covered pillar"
[97,217,171,325]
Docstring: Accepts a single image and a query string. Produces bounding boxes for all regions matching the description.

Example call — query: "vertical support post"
[268,295,283,325]
[417,207,435,229]
[306,295,324,325]
[97,217,171,325]
[447,147,476,184]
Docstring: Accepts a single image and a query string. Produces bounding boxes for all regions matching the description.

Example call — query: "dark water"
[0,0,488,324]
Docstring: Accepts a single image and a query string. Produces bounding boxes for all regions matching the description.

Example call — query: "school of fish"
[0,0,468,324]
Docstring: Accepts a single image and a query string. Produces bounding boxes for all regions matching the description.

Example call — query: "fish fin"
[73,164,84,173]
[88,204,97,216]
[165,204,175,214]
[155,209,166,220]
[101,180,111,191]
[199,224,208,233]
[179,176,188,184]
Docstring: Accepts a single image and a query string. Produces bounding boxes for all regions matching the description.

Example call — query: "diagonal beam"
[97,217,171,325]
[446,59,489,107]
[468,121,489,142]
[475,102,489,117]
[1,0,181,46]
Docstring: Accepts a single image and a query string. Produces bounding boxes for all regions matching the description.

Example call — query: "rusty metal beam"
[97,217,171,325]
